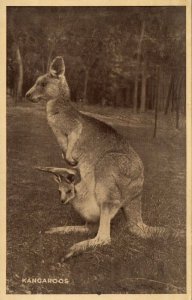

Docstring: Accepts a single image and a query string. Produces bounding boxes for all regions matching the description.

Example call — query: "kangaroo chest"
[47,100,80,134]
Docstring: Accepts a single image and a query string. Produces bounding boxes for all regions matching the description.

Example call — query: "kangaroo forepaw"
[62,151,78,166]
[66,157,78,166]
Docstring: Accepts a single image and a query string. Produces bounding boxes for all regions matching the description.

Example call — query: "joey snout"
[59,186,76,204]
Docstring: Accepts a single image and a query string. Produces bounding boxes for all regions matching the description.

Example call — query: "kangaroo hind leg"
[64,180,121,260]
[123,193,184,240]
[123,191,163,239]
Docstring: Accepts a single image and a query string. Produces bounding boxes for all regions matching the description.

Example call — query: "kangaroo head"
[26,57,69,103]
[35,166,81,204]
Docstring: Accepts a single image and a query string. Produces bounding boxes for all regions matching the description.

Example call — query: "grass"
[7,100,186,294]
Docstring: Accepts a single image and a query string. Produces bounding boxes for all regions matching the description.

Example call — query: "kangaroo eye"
[41,81,47,87]
[66,189,71,194]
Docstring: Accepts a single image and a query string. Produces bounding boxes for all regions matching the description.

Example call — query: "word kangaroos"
[26,56,184,260]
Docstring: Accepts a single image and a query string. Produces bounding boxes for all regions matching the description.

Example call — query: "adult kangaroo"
[26,56,183,259]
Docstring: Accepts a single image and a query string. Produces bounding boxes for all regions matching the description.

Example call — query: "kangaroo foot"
[64,237,111,260]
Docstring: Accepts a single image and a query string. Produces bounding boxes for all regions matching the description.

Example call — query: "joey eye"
[66,189,71,194]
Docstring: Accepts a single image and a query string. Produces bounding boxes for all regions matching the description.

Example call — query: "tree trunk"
[153,67,160,138]
[42,55,45,73]
[133,77,139,113]
[150,79,155,110]
[83,68,89,104]
[133,21,145,113]
[176,75,184,129]
[140,61,147,113]
[171,83,175,112]
[172,75,179,113]
[125,85,130,107]
[15,44,23,103]
[164,74,173,114]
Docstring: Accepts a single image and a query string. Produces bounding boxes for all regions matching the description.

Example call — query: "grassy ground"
[7,100,186,294]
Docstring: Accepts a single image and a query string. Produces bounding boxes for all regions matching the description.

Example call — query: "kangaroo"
[26,56,184,259]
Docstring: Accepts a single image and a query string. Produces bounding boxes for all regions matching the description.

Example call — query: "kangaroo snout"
[58,190,66,204]
[25,89,37,102]
[25,90,31,100]
[60,196,69,205]
[25,86,41,103]
[60,190,73,204]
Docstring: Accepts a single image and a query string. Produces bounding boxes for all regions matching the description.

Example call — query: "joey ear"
[65,169,81,184]
[35,166,81,184]
[65,174,75,184]
[53,175,61,183]
[49,56,65,77]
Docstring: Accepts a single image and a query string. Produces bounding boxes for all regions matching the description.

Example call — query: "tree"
[140,60,147,112]
[15,43,23,102]
[133,21,145,113]
[7,6,185,112]
[153,66,160,138]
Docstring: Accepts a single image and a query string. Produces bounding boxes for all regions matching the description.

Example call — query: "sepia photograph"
[4,3,189,295]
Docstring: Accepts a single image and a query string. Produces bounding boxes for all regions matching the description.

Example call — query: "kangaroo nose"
[60,192,65,204]
[25,91,31,100]
[61,198,67,204]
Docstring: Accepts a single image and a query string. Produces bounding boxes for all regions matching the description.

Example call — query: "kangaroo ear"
[65,174,75,184]
[49,56,65,77]
[53,175,61,183]
[35,166,55,173]
[35,166,81,184]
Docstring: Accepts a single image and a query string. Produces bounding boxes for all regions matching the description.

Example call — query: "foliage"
[7,7,186,112]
